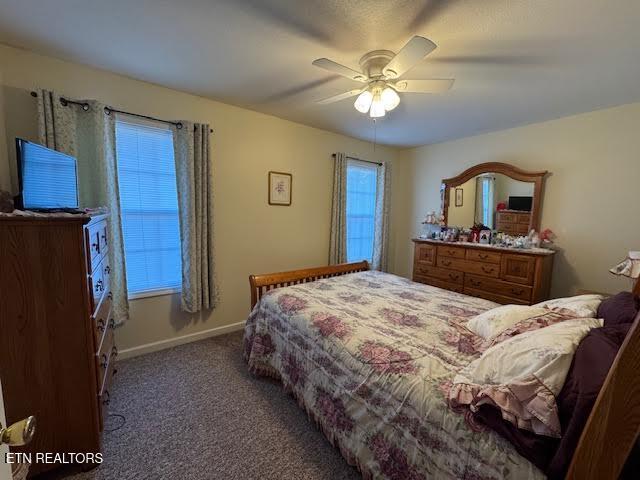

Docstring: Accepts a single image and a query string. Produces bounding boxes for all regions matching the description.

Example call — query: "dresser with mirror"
[412,162,555,305]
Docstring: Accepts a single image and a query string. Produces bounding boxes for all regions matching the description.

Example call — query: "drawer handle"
[447,250,456,256]
[442,260,452,267]
[100,353,108,369]
[95,279,104,292]
[109,318,116,329]
[470,279,482,287]
[478,253,489,260]
[481,266,494,274]
[102,391,110,406]
[511,288,525,296]
[101,233,108,243]
[108,292,113,301]
[104,265,111,275]
[92,242,100,252]
[448,273,459,281]
[97,319,106,332]
[111,346,119,357]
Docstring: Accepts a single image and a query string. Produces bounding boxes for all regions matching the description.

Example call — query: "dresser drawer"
[85,220,106,265]
[98,349,118,429]
[414,243,436,266]
[516,213,531,224]
[437,245,466,259]
[437,257,500,278]
[500,254,536,285]
[497,212,517,223]
[99,222,109,254]
[466,249,501,264]
[96,327,115,390]
[464,287,529,305]
[465,274,532,302]
[414,275,463,293]
[92,293,112,347]
[89,255,110,312]
[415,265,463,284]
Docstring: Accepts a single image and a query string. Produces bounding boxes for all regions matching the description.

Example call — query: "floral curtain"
[329,152,347,265]
[37,90,130,324]
[372,162,391,271]
[172,122,218,313]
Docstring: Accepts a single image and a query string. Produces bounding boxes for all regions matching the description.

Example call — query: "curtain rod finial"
[30,91,38,98]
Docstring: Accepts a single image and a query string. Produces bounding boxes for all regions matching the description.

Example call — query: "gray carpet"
[54,331,360,480]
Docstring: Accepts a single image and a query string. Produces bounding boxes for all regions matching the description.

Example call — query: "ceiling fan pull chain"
[373,119,377,153]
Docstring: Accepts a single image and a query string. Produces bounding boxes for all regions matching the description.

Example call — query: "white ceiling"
[0,0,639,147]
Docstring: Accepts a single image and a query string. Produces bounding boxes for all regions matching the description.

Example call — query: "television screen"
[508,196,533,212]
[16,139,79,210]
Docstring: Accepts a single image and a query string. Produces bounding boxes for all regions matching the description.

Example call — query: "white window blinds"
[346,160,378,263]
[115,117,182,295]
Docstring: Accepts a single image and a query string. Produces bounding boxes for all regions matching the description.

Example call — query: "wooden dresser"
[0,213,117,475]
[412,239,555,305]
[495,210,532,235]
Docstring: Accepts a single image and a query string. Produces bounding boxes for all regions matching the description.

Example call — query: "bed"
[244,262,640,480]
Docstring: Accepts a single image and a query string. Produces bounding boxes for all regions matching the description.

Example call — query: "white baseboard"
[117,321,246,360]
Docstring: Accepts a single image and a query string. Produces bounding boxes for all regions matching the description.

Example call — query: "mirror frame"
[441,162,548,232]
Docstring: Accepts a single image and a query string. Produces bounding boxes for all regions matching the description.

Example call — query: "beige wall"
[394,102,640,297]
[0,44,401,353]
[447,178,476,228]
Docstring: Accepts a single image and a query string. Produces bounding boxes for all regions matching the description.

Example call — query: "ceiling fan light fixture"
[354,90,373,113]
[381,87,400,111]
[369,91,386,118]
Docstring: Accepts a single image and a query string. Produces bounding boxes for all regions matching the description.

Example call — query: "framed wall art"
[455,187,463,207]
[268,171,292,206]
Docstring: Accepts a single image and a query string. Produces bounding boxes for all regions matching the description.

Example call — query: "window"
[346,160,378,263]
[479,176,495,228]
[116,117,181,297]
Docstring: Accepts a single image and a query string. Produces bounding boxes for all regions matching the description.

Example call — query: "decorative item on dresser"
[412,239,555,304]
[0,213,116,476]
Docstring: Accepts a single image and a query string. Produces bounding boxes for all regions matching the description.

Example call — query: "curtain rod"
[332,153,382,166]
[30,91,213,133]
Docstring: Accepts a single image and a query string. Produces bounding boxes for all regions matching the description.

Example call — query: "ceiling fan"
[312,36,454,118]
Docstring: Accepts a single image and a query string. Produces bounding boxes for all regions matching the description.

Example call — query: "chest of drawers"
[412,239,554,305]
[0,213,117,475]
[496,210,532,236]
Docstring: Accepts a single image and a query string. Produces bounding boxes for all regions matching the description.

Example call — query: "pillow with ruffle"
[449,318,603,438]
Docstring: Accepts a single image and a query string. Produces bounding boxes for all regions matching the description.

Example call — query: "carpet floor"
[50,331,360,480]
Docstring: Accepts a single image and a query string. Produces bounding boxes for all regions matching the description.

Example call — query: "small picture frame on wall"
[268,171,292,206]
[455,188,463,207]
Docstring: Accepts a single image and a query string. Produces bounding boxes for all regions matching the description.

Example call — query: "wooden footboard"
[567,308,640,479]
[249,261,369,309]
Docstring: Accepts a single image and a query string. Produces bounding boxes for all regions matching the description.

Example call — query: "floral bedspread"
[244,270,545,480]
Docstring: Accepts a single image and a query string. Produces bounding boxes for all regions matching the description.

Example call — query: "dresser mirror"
[441,162,547,233]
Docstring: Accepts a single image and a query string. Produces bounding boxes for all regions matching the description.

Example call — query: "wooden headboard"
[249,261,369,309]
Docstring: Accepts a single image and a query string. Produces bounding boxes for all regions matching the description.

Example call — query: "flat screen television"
[508,195,533,212]
[15,138,79,211]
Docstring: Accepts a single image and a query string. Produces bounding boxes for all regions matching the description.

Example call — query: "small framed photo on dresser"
[268,171,292,206]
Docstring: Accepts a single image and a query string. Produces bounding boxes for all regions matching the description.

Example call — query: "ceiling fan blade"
[383,36,437,79]
[316,89,364,105]
[312,58,367,82]
[393,79,454,93]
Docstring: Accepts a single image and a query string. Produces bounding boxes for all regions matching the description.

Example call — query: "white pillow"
[534,294,604,318]
[467,305,549,340]
[449,318,603,437]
